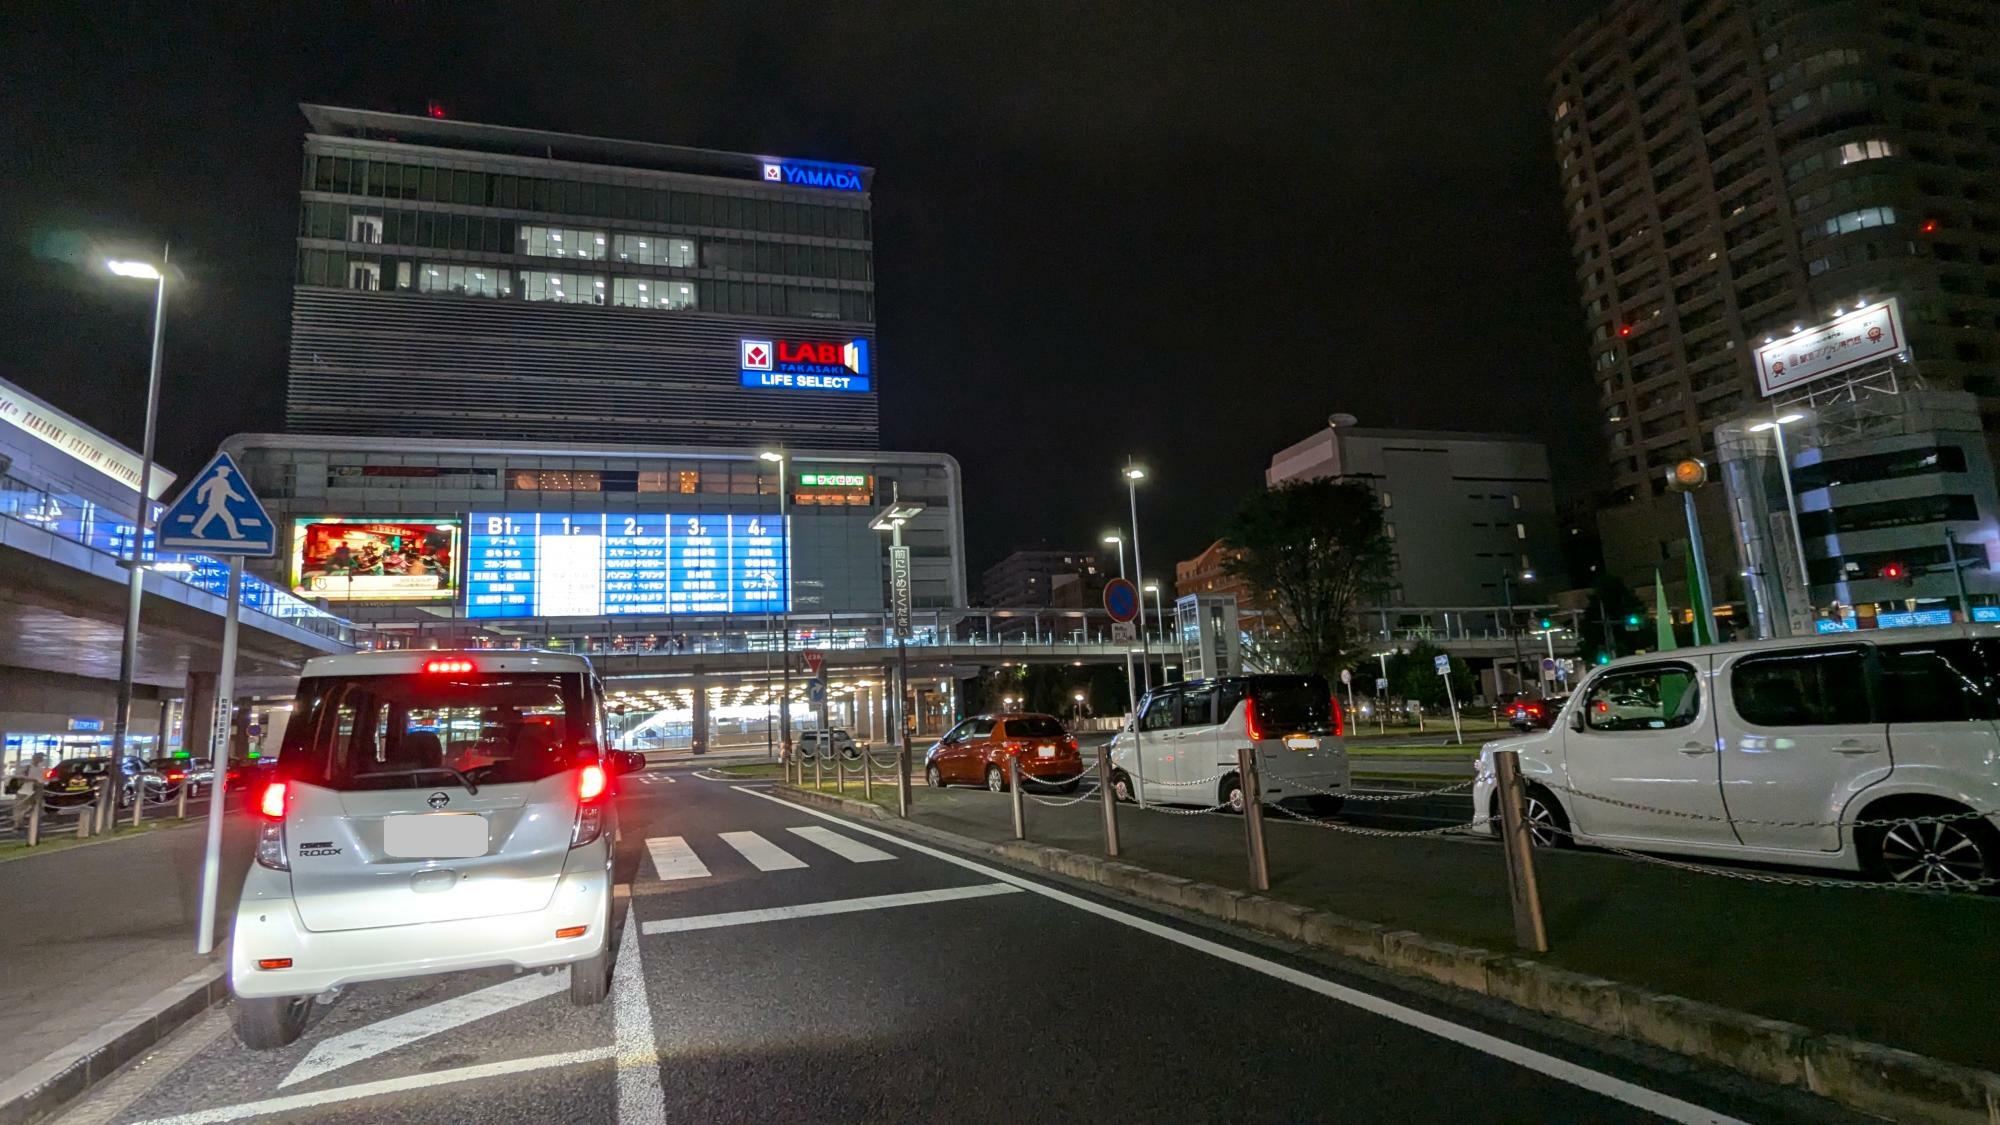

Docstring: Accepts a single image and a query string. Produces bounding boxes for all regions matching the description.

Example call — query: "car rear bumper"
[1017,756,1087,781]
[230,844,611,998]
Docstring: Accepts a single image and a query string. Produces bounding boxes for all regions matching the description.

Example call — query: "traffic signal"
[1596,652,1613,665]
[1881,561,1907,581]
[1624,613,1642,628]
[1538,616,1554,630]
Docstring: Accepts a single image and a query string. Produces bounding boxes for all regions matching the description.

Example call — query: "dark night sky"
[3,2,1604,576]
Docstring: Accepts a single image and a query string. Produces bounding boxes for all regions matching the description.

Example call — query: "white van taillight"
[571,763,610,848]
[424,658,476,674]
[1243,696,1264,742]
[255,820,289,871]
[258,780,288,819]
[1330,694,1344,738]
[577,764,608,803]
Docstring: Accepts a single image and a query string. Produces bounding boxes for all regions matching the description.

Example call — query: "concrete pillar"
[182,671,217,760]
[691,681,710,755]
[156,698,173,758]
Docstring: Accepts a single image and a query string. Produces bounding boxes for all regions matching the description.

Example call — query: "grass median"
[0,816,190,862]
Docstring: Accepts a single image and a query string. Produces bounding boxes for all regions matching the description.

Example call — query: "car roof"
[299,649,594,678]
[1599,622,2000,671]
[970,712,1061,721]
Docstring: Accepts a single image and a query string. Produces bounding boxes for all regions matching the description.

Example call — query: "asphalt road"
[59,764,1866,1125]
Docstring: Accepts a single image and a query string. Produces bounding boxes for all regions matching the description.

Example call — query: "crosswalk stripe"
[787,825,895,863]
[718,830,806,871]
[645,836,711,881]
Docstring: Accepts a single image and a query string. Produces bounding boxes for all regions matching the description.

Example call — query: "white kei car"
[230,650,641,1048]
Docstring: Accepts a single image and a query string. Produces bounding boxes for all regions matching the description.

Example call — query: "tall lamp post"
[870,488,924,816]
[1748,413,1812,622]
[1124,462,1151,692]
[1144,582,1171,680]
[1101,533,1125,579]
[759,450,790,759]
[1499,566,1535,698]
[107,252,169,801]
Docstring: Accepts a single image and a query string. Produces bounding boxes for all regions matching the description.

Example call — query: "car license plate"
[1285,735,1317,750]
[1037,744,1056,758]
[384,813,487,859]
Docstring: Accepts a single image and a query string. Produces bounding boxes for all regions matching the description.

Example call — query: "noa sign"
[1755,299,1906,397]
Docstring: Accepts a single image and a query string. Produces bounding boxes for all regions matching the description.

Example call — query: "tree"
[1223,478,1394,680]
[1386,640,1472,710]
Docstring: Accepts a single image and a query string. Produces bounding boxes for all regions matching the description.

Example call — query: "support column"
[182,671,217,760]
[691,681,710,755]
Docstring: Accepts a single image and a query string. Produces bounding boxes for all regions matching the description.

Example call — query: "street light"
[1101,533,1125,579]
[1499,565,1536,698]
[1748,413,1812,619]
[105,250,169,796]
[1123,462,1151,693]
[1143,581,1166,654]
[759,450,789,759]
[871,484,925,816]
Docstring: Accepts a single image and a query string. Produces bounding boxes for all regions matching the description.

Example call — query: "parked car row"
[34,755,257,807]
[1475,624,2000,891]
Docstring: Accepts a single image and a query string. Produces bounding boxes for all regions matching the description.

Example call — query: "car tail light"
[571,763,609,849]
[256,958,293,970]
[258,781,288,819]
[254,818,290,871]
[577,764,607,803]
[424,658,475,674]
[43,768,57,782]
[1243,696,1264,742]
[1329,694,1344,738]
[167,771,185,782]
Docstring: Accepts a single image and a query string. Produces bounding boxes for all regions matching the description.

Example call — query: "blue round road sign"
[1104,578,1140,623]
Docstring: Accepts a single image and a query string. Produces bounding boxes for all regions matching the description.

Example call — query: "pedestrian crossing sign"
[156,451,276,557]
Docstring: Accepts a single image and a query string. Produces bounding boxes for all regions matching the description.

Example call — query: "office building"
[1174,539,1261,610]
[288,105,877,449]
[1548,0,2000,585]
[1265,423,1564,605]
[978,549,1103,608]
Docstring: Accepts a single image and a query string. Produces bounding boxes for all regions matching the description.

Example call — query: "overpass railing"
[0,472,355,644]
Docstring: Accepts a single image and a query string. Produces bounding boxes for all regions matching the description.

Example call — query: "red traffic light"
[1617,324,1633,337]
[1920,219,1938,234]
[1880,562,1906,580]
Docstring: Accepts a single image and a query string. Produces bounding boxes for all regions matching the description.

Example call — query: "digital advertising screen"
[465,512,788,619]
[291,518,462,602]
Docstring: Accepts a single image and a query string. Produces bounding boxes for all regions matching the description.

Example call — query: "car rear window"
[1250,677,1336,735]
[1004,716,1065,738]
[282,672,590,791]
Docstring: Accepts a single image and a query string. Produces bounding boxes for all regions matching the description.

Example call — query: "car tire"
[1220,773,1245,815]
[926,764,944,789]
[1489,786,1573,848]
[1111,770,1135,803]
[1059,780,1081,794]
[568,939,612,1006]
[986,765,1006,793]
[1856,801,2000,893]
[1308,795,1345,817]
[233,994,313,1050]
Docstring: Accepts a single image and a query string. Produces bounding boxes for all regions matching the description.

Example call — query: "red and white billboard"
[1755,299,1906,397]
[291,518,461,602]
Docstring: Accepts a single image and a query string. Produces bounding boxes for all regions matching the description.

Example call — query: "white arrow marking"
[614,915,666,1124]
[278,969,567,1088]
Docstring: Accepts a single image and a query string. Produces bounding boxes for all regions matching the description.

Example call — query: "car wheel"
[233,994,313,1050]
[1220,773,1245,815]
[568,937,612,1006]
[1111,771,1134,803]
[926,764,944,789]
[986,765,1006,793]
[1490,787,1572,848]
[1858,804,1999,892]
[1059,780,1080,794]
[1308,795,1345,817]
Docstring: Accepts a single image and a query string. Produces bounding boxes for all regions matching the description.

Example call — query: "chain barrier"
[1535,823,2000,893]
[1014,767,1094,788]
[1271,803,1494,838]
[1268,775,1476,803]
[1026,783,1103,808]
[1139,800,1235,817]
[1545,780,2000,831]
[1139,771,1234,790]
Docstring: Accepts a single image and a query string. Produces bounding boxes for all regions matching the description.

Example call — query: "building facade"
[288,105,878,449]
[1266,424,1564,605]
[978,548,1103,608]
[1548,0,2000,586]
[225,434,966,637]
[1173,539,1260,610]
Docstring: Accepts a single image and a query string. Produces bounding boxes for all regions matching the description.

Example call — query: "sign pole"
[195,555,242,955]
[1438,654,1464,746]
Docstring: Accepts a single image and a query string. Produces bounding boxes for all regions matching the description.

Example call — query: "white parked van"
[229,650,643,1048]
[1473,624,2000,889]
[1109,674,1348,813]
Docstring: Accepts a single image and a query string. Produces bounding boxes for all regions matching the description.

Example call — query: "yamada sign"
[1755,299,1906,397]
[739,337,872,394]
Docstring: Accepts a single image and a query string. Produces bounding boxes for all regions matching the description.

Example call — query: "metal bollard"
[836,751,847,796]
[813,749,823,791]
[132,782,144,828]
[96,778,112,835]
[78,802,92,839]
[1237,745,1270,891]
[177,781,188,821]
[1009,754,1025,840]
[1096,743,1120,857]
[1492,748,1549,953]
[897,736,911,819]
[862,749,874,802]
[26,791,42,847]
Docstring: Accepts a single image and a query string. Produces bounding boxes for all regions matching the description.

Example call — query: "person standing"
[8,751,47,830]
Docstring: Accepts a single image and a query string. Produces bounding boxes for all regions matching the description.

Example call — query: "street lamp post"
[1124,463,1151,692]
[107,252,169,816]
[1749,413,1812,624]
[1500,567,1535,698]
[870,489,925,816]
[760,450,790,760]
[1143,582,1166,657]
[1101,533,1125,579]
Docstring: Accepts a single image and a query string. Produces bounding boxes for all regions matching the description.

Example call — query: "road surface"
[59,764,1861,1124]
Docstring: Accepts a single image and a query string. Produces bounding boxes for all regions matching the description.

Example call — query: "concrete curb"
[778,786,2000,1124]
[0,961,227,1125]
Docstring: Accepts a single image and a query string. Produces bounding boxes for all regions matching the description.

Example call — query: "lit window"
[1821,206,1896,237]
[676,471,698,494]
[612,278,697,310]
[522,271,606,305]
[419,263,508,299]
[1516,523,1527,540]
[612,234,695,267]
[519,226,607,261]
[348,214,384,244]
[1839,139,1894,165]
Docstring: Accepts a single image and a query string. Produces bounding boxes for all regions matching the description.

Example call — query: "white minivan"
[1473,624,2000,889]
[230,650,642,1048]
[1109,674,1349,813]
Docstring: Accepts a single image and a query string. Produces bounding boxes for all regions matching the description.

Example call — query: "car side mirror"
[611,750,646,775]
[1569,708,1586,733]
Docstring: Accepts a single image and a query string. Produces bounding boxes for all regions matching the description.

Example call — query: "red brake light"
[167,771,185,782]
[1243,696,1263,741]
[425,658,475,674]
[1329,694,1343,737]
[577,764,608,803]
[44,768,58,781]
[258,780,288,820]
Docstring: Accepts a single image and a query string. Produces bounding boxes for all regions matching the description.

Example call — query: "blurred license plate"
[1036,745,1056,758]
[384,814,487,859]
[1285,736,1317,750]
[65,781,89,791]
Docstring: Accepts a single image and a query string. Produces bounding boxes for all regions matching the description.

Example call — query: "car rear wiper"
[350,767,479,795]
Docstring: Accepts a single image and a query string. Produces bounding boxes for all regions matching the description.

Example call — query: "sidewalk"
[876,783,2000,1074]
[0,813,250,1090]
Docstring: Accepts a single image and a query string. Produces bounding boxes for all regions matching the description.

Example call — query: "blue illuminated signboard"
[1814,618,1858,634]
[759,159,865,192]
[1876,609,1955,629]
[465,512,789,619]
[1972,606,2000,624]
[739,337,872,394]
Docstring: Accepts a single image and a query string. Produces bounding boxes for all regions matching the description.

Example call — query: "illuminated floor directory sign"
[466,512,788,619]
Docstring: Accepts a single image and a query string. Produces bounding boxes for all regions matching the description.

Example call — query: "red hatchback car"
[925,713,1085,793]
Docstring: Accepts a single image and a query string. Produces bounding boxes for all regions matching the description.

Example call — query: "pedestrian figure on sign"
[190,464,246,539]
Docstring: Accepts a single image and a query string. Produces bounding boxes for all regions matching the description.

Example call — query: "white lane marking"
[740,788,1746,1125]
[787,825,895,863]
[644,836,711,881]
[58,1011,231,1125]
[614,913,667,1125]
[640,883,1020,935]
[718,830,806,871]
[278,970,567,1088]
[127,1046,614,1124]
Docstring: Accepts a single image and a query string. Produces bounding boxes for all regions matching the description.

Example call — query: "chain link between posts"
[1266,775,1476,803]
[1270,802,1494,838]
[1544,780,2000,831]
